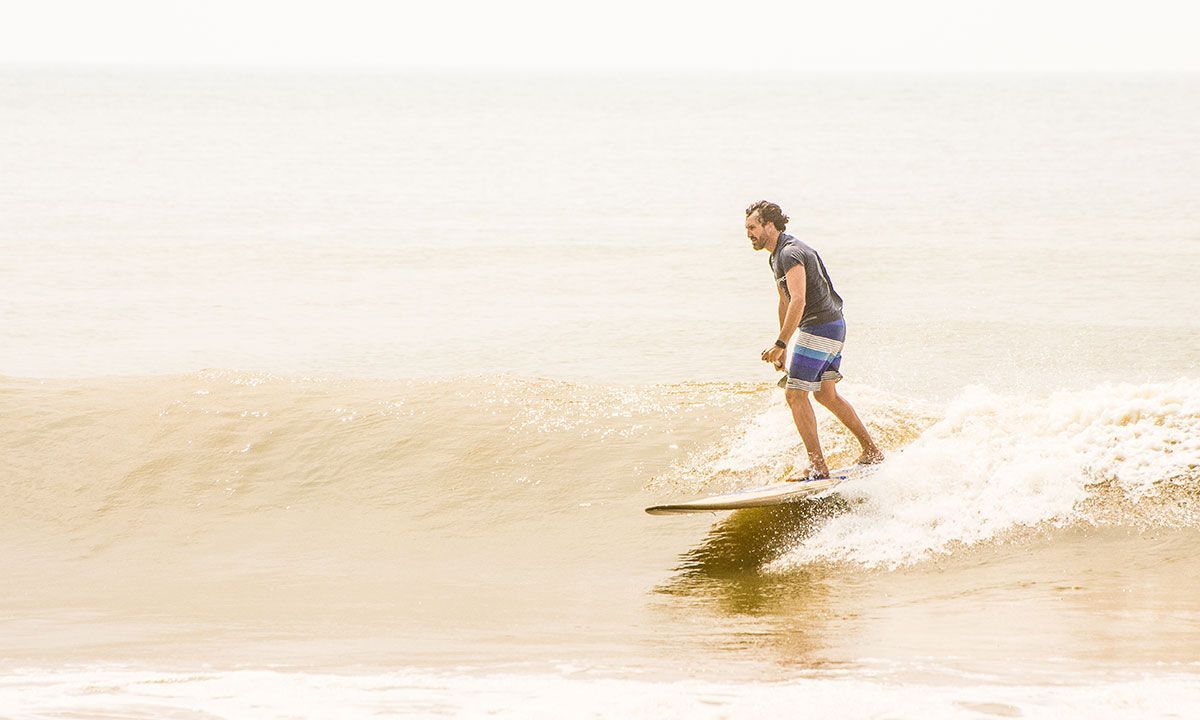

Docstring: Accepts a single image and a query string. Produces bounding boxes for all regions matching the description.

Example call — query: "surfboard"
[644,468,857,515]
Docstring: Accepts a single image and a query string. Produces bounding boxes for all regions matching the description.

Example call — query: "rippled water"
[2,69,1199,717]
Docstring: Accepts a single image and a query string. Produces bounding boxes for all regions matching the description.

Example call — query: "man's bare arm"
[777,264,807,346]
[777,284,788,329]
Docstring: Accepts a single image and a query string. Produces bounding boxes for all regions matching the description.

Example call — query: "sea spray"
[766,379,1200,570]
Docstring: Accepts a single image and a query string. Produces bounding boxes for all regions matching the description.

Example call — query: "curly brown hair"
[745,201,789,231]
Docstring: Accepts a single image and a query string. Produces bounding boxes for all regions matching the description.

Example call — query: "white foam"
[702,386,937,478]
[2,665,1198,719]
[709,401,799,473]
[770,379,1200,570]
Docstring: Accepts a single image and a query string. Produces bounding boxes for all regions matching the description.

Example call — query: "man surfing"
[745,200,884,479]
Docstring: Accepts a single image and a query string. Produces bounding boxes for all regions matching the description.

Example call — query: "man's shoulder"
[782,233,817,254]
[778,234,815,261]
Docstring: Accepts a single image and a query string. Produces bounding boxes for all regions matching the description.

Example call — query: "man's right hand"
[762,345,786,368]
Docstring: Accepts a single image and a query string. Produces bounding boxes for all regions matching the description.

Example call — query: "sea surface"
[2,69,1199,718]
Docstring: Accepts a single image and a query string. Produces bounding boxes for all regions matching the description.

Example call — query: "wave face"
[1,370,762,537]
[1,370,772,638]
[6,372,1199,573]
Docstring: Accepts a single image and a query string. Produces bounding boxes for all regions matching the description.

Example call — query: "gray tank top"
[769,233,844,327]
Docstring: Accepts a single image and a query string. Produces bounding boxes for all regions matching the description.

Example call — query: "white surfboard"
[645,468,857,515]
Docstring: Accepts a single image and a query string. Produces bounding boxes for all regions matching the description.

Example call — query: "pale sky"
[3,0,1198,72]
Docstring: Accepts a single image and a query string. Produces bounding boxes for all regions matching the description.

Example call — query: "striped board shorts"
[785,318,846,392]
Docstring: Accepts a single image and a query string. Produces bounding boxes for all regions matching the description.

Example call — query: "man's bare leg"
[813,380,884,464]
[784,388,830,479]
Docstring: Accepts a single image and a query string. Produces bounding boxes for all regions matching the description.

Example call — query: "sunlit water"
[2,69,1199,717]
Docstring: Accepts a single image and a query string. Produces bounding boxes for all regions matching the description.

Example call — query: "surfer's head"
[745,200,787,251]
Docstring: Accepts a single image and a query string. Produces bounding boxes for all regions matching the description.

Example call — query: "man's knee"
[784,388,810,407]
[813,385,838,407]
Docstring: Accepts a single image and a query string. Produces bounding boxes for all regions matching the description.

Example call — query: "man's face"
[746,212,771,251]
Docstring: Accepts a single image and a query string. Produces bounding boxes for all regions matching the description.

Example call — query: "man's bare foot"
[788,467,830,482]
[856,448,885,465]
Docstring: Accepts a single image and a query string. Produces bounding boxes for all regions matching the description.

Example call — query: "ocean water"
[2,69,1199,717]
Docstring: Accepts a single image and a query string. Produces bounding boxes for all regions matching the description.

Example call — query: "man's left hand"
[762,345,785,367]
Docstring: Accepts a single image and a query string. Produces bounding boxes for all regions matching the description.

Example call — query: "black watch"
[774,339,787,349]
